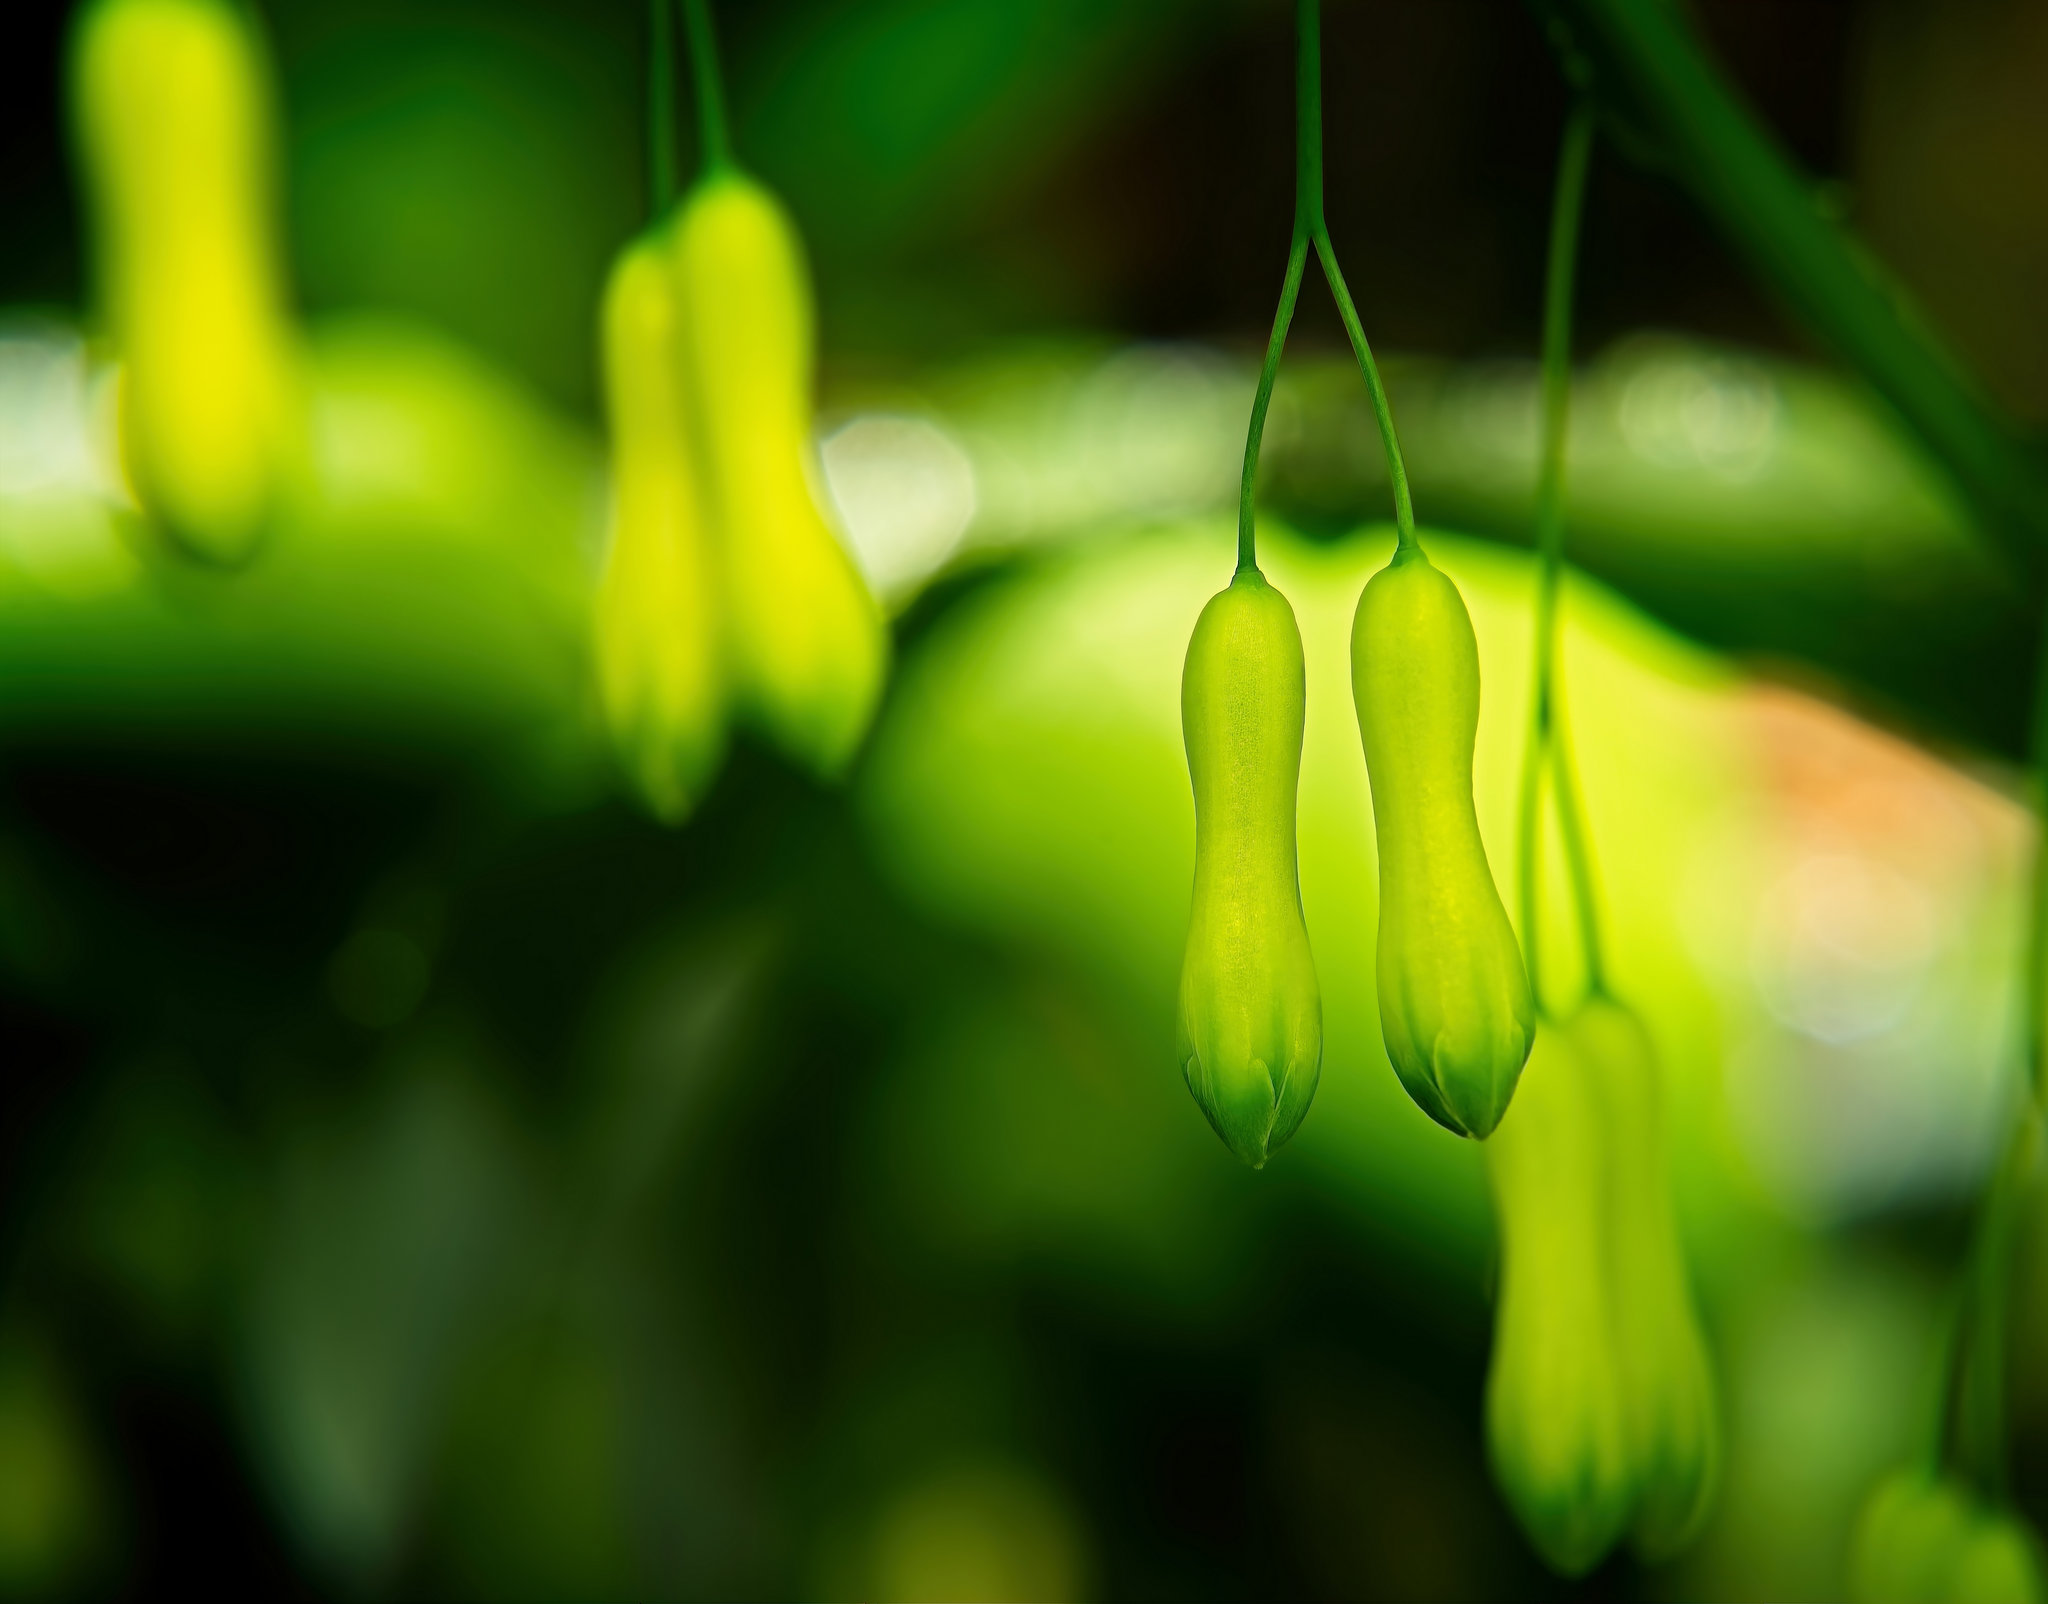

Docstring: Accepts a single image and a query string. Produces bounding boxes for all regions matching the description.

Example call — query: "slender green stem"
[647,0,677,217]
[1236,0,1325,573]
[1950,1103,2038,1497]
[1294,0,1416,551]
[2027,628,2048,1105]
[1937,623,2048,1496]
[1238,232,1308,574]
[1313,230,1417,554]
[1294,0,1324,233]
[680,0,733,173]
[1549,694,1606,993]
[1917,1289,1966,1471]
[1517,763,1548,1010]
[1517,101,1598,1010]
[1239,0,1419,570]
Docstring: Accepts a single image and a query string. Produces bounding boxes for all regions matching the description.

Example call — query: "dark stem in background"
[1927,610,2048,1497]
[680,0,732,174]
[647,0,676,217]
[1538,0,2048,581]
[1238,0,1417,572]
[1948,1106,2037,1498]
[1517,101,1601,1013]
[1942,636,2048,1494]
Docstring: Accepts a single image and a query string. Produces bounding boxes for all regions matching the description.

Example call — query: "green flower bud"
[1176,568,1321,1169]
[670,172,888,781]
[593,233,726,823]
[71,0,300,563]
[1483,1022,1634,1574]
[1952,1520,2048,1604]
[1571,999,1719,1559]
[1352,548,1533,1137]
[1850,1471,2046,1604]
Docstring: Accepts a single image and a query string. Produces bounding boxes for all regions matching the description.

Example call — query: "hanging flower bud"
[1483,1021,1635,1574]
[669,171,887,780]
[71,0,300,563]
[1850,1470,2046,1604]
[1352,548,1533,1137]
[1176,568,1321,1168]
[593,233,726,823]
[1571,998,1719,1559]
[1949,1521,2048,1603]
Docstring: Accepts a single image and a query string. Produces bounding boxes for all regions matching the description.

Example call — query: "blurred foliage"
[7,0,2048,1599]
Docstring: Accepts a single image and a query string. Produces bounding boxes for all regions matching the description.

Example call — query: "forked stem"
[1238,0,1419,572]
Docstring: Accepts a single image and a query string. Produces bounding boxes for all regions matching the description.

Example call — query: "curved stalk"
[1517,100,1598,1012]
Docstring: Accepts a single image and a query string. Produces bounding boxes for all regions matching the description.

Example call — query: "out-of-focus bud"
[71,0,300,562]
[1571,999,1719,1558]
[1849,1470,2046,1604]
[1484,1022,1634,1573]
[1952,1520,2048,1604]
[1351,548,1533,1137]
[1176,568,1321,1168]
[593,234,725,823]
[670,171,887,780]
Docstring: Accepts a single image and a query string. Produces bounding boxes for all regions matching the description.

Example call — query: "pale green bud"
[593,232,726,823]
[669,171,888,781]
[1850,1471,2046,1604]
[1483,1022,1634,1574]
[1570,999,1719,1559]
[1952,1521,2048,1604]
[72,0,301,562]
[1176,568,1321,1168]
[1351,549,1533,1138]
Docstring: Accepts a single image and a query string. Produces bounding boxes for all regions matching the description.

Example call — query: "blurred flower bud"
[71,0,301,563]
[1176,568,1321,1168]
[1850,1470,2046,1604]
[670,171,887,781]
[1571,998,1719,1559]
[1951,1520,2048,1604]
[593,233,726,823]
[1483,1022,1635,1573]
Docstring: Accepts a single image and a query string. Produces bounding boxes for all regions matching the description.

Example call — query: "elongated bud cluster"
[670,172,888,781]
[1850,1471,2045,1604]
[1352,548,1533,1137]
[1177,569,1322,1168]
[594,236,726,822]
[1485,1000,1719,1574]
[71,0,300,563]
[594,168,889,818]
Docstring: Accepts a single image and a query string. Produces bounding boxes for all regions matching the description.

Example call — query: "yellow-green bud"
[1483,1021,1634,1573]
[1176,568,1321,1169]
[71,0,300,562]
[593,233,726,823]
[1850,1471,2046,1604]
[1352,548,1533,1137]
[1572,999,1719,1559]
[670,171,887,781]
[1952,1521,2048,1604]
